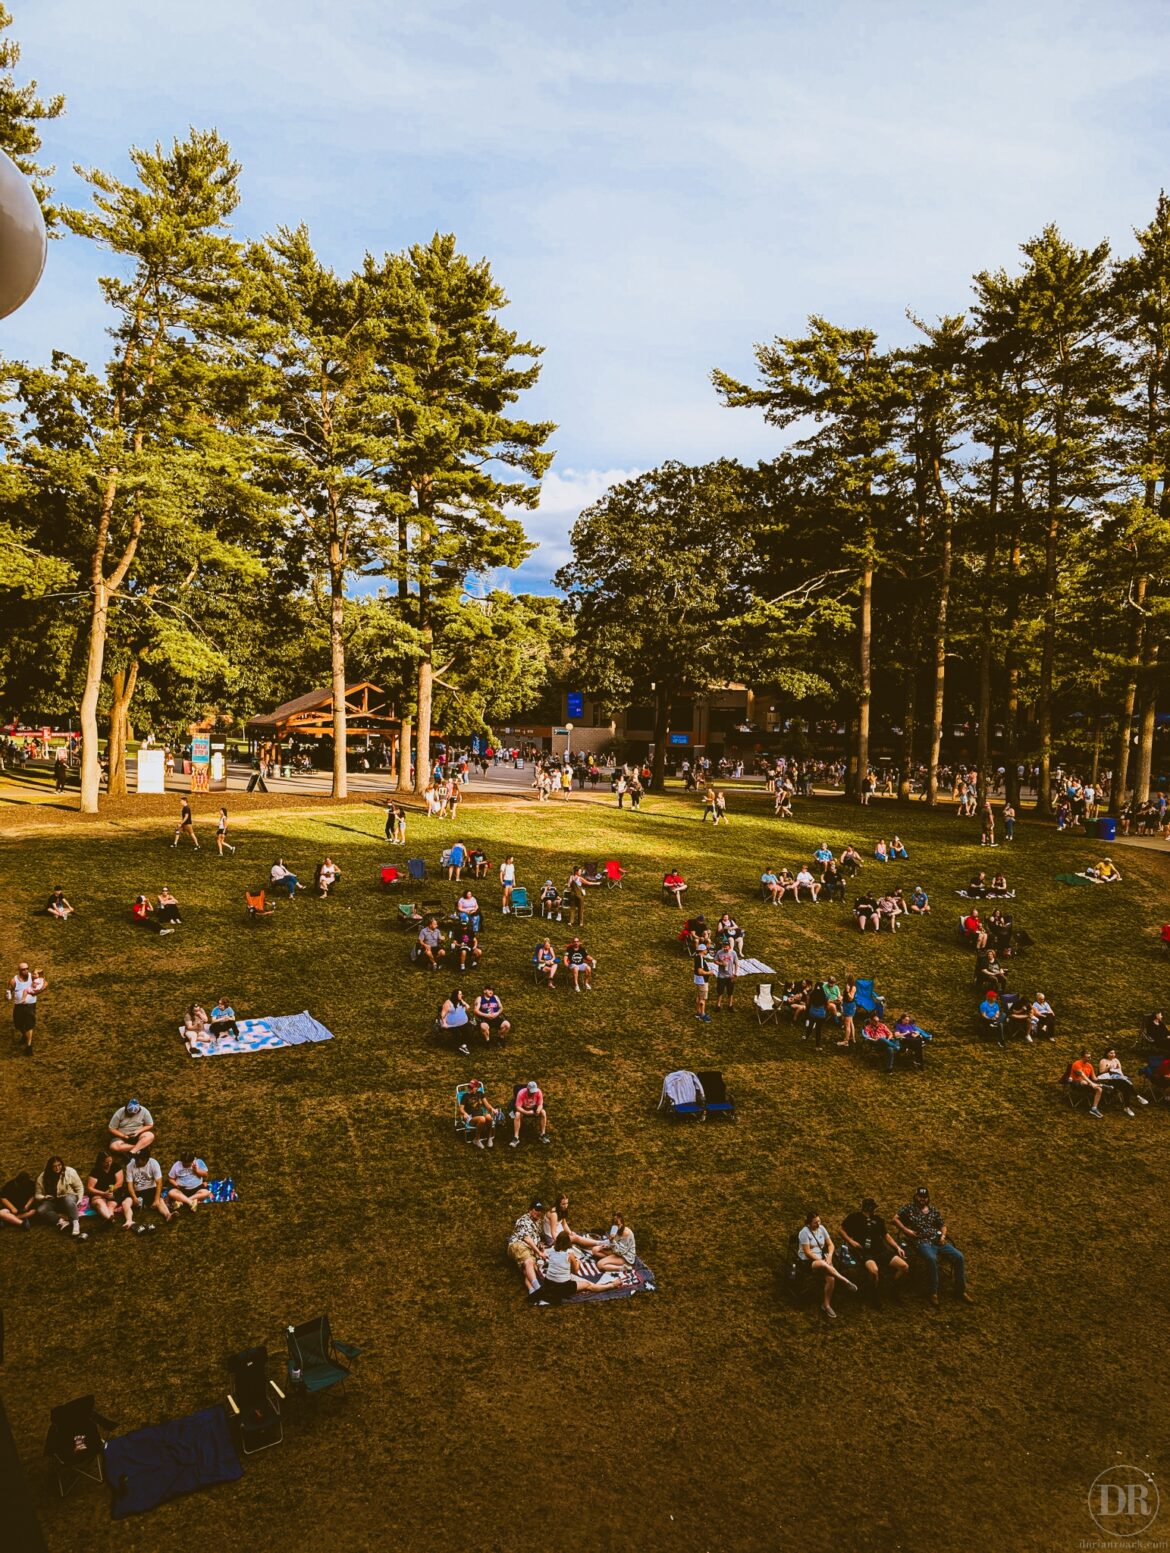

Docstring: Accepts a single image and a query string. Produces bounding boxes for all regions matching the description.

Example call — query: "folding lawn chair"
[285,1314,360,1398]
[753,983,777,1025]
[245,889,275,922]
[225,1346,284,1454]
[408,858,428,885]
[397,901,422,928]
[44,1395,113,1497]
[510,886,533,918]
[695,1070,736,1119]
[380,865,400,890]
[854,977,885,1019]
[658,1069,705,1120]
[603,860,625,888]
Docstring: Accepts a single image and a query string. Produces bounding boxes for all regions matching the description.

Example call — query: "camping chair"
[603,860,625,888]
[454,1082,491,1137]
[696,1070,736,1119]
[854,978,885,1019]
[285,1315,360,1398]
[753,983,777,1025]
[531,945,557,986]
[245,889,275,922]
[44,1395,114,1497]
[225,1346,284,1454]
[509,1083,546,1138]
[380,865,400,890]
[408,858,428,885]
[510,886,533,918]
[397,901,422,928]
[1059,1064,1117,1113]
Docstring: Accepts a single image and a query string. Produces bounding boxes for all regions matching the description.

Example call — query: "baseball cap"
[526,1081,538,1094]
[529,1198,544,1212]
[914,1185,930,1199]
[126,1099,141,1114]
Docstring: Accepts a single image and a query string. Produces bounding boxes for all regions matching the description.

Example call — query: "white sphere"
[0,148,46,318]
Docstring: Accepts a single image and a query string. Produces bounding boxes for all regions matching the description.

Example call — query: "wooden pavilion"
[245,683,400,765]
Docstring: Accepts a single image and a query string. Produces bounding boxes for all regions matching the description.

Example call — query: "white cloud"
[501,467,639,591]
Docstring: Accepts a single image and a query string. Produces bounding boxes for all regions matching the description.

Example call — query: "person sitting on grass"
[0,1171,36,1229]
[508,1199,549,1294]
[910,884,930,915]
[797,1209,857,1321]
[760,867,783,904]
[182,1005,211,1053]
[167,1153,211,1210]
[529,1229,622,1303]
[451,925,482,974]
[86,1152,133,1228]
[473,987,511,1045]
[132,893,174,936]
[456,888,481,932]
[892,1012,926,1069]
[840,1197,909,1307]
[663,868,688,908]
[156,884,182,924]
[539,879,561,919]
[874,839,889,862]
[1098,1048,1147,1115]
[1086,857,1122,883]
[510,1079,550,1146]
[125,1145,172,1229]
[1030,993,1056,1041]
[987,871,1011,897]
[962,908,987,950]
[210,998,239,1039]
[108,1098,155,1157]
[591,1211,638,1277]
[966,872,988,899]
[840,843,864,877]
[34,1156,87,1238]
[563,938,596,992]
[795,865,821,903]
[46,886,74,922]
[316,856,341,897]
[877,893,900,932]
[270,858,305,897]
[978,989,1004,1037]
[459,1079,497,1150]
[854,892,880,931]
[862,1013,900,1073]
[813,842,834,865]
[541,1192,606,1252]
[890,835,909,860]
[414,917,447,971]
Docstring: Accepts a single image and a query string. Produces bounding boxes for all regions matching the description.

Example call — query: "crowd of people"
[507,1195,637,1302]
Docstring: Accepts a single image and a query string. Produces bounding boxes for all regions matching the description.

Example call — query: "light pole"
[564,721,574,762]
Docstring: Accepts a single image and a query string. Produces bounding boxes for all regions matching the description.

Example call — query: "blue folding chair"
[854,977,885,1019]
[510,886,533,918]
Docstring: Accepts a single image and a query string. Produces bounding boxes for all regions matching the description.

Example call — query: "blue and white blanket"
[182,1011,334,1057]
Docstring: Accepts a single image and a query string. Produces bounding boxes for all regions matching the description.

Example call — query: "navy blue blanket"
[105,1406,241,1519]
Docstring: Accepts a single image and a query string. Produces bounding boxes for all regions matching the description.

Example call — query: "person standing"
[700,785,717,822]
[1002,802,1016,842]
[7,961,45,1056]
[172,798,199,849]
[53,750,68,792]
[564,866,587,928]
[499,855,516,914]
[216,807,236,856]
[713,790,728,826]
[693,944,715,1022]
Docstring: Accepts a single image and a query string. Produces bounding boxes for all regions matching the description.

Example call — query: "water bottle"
[288,1326,302,1385]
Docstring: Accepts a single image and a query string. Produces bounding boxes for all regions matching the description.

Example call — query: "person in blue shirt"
[813,843,834,865]
[909,885,930,914]
[446,841,466,881]
[978,991,1003,1035]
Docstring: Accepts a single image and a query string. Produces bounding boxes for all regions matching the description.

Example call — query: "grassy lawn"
[1,787,1168,1553]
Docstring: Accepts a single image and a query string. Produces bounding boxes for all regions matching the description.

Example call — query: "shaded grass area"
[1,790,1168,1553]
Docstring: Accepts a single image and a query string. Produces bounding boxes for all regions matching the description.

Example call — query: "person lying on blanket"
[528,1231,622,1303]
[1085,858,1122,882]
[591,1212,637,1275]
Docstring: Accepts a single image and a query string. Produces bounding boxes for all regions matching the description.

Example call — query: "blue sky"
[10,0,1170,587]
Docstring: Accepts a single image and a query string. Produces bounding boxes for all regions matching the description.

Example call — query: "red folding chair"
[603,860,625,888]
[381,866,400,890]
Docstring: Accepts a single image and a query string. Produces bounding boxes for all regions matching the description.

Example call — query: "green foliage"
[0,5,64,222]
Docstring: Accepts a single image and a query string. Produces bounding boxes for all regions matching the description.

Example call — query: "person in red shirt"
[510,1081,550,1147]
[1069,1049,1105,1116]
[662,869,687,908]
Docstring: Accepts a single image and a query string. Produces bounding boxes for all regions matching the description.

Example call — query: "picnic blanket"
[182,1010,334,1057]
[532,1250,657,1305]
[105,1406,241,1519]
[736,957,774,976]
[1054,873,1096,887]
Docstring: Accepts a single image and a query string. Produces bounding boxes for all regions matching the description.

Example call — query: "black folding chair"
[44,1395,113,1497]
[225,1345,284,1453]
[285,1315,360,1398]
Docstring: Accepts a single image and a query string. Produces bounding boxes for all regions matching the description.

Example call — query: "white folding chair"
[754,983,777,1025]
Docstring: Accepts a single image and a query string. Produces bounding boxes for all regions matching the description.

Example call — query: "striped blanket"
[531,1251,656,1305]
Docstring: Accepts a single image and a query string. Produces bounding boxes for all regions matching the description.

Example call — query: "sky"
[9,0,1170,589]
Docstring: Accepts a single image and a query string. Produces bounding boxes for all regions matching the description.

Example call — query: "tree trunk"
[1036,456,1060,816]
[855,522,873,805]
[106,657,141,799]
[926,472,956,807]
[329,548,348,800]
[898,669,916,801]
[1090,706,1102,788]
[650,683,669,792]
[79,579,111,814]
[397,713,412,792]
[1003,472,1023,810]
[1109,576,1147,816]
[1133,638,1159,803]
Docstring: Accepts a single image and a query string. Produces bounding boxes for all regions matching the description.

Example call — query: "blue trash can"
[1098,815,1116,842]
